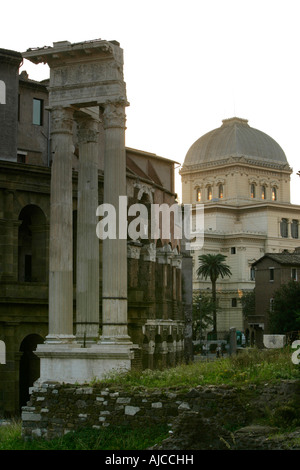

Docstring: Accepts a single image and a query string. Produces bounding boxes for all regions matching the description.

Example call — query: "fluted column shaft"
[76,113,100,342]
[47,106,75,342]
[101,101,130,342]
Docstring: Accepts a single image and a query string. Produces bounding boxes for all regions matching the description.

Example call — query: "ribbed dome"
[183,117,288,168]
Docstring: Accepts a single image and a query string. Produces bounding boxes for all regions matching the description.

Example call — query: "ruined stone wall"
[21,380,300,443]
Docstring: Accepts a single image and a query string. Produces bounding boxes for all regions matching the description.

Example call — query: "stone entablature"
[23,40,127,109]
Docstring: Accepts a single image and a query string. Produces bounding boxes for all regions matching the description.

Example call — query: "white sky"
[3,0,300,204]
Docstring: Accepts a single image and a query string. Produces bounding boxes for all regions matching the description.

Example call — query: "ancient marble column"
[75,112,100,343]
[100,100,131,343]
[47,106,75,343]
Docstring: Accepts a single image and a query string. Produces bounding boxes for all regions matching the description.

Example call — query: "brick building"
[248,249,300,346]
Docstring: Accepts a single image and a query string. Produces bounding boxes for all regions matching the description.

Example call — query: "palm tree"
[196,253,232,337]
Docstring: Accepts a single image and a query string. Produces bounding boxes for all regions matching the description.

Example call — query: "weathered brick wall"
[21,380,299,441]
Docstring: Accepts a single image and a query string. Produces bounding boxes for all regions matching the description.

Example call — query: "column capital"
[102,100,128,130]
[75,112,99,145]
[50,106,74,135]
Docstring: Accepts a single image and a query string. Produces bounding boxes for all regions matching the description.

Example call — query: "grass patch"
[0,421,169,450]
[101,347,299,389]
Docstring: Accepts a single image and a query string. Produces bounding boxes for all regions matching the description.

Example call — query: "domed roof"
[183,117,288,169]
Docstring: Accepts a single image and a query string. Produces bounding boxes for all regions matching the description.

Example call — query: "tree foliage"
[269,280,300,334]
[241,289,255,320]
[196,254,232,284]
[192,292,214,340]
[196,253,232,335]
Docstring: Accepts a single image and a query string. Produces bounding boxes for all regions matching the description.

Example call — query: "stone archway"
[19,334,44,409]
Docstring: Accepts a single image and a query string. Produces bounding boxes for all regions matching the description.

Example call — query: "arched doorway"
[19,334,44,410]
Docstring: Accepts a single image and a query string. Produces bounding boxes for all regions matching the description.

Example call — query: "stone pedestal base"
[34,342,135,385]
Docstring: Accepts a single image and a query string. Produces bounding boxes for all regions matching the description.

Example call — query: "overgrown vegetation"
[192,292,214,340]
[240,289,255,320]
[0,347,298,450]
[102,347,299,389]
[270,280,300,334]
[0,421,169,450]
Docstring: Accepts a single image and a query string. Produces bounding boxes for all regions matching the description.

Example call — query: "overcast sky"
[3,0,300,203]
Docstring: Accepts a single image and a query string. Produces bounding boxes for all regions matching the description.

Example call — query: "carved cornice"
[180,156,292,175]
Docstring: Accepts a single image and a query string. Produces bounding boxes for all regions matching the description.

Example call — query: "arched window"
[196,188,201,202]
[291,219,299,239]
[250,183,256,198]
[271,187,277,201]
[207,185,212,201]
[261,185,266,200]
[218,184,223,199]
[280,218,288,238]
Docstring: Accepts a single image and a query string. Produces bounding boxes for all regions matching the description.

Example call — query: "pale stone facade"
[180,117,300,340]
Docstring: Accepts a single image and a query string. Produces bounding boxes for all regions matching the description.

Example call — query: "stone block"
[76,387,93,394]
[32,428,42,438]
[178,402,191,410]
[263,335,286,349]
[116,397,131,404]
[125,405,140,416]
[21,412,41,422]
[151,402,163,409]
